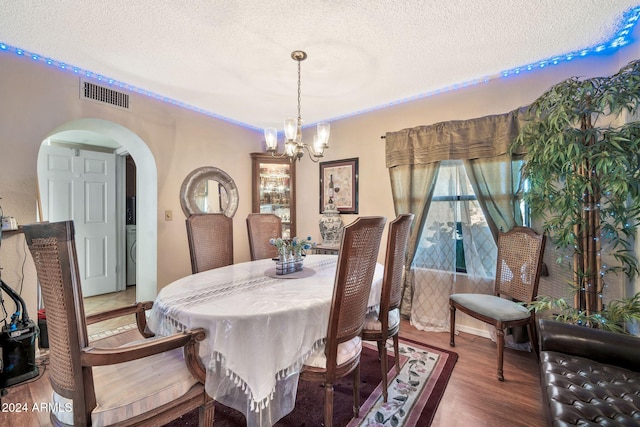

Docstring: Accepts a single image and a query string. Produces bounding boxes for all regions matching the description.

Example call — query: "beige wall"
[296,45,640,269]
[0,52,261,318]
[1,37,639,320]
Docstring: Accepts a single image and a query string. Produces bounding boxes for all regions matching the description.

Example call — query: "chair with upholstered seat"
[186,213,233,273]
[246,213,282,260]
[361,213,414,402]
[300,216,386,427]
[23,221,214,427]
[449,226,546,381]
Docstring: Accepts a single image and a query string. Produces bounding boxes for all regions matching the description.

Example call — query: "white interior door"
[38,144,117,297]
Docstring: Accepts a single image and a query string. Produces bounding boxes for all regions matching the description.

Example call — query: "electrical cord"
[13,353,49,387]
[0,198,7,325]
[0,197,4,248]
[17,238,27,296]
[0,353,49,395]
[0,289,7,328]
[0,197,29,318]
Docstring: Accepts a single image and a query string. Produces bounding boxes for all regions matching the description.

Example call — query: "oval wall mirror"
[180,166,239,218]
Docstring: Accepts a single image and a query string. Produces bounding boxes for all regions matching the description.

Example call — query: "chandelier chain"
[297,59,302,124]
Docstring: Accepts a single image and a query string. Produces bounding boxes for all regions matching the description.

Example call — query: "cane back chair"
[246,213,282,260]
[186,213,233,273]
[23,221,214,426]
[362,213,414,401]
[300,216,386,427]
[449,226,546,381]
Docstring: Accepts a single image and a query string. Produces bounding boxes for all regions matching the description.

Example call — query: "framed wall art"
[319,158,359,214]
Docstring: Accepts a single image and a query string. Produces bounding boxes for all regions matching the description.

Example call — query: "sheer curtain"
[385,107,528,327]
[410,162,497,331]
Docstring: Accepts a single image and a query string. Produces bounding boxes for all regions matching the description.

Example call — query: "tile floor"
[36,286,137,359]
[84,286,137,339]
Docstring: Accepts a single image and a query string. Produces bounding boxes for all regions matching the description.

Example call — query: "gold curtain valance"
[385,107,529,168]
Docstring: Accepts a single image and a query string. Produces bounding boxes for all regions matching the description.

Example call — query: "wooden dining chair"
[361,213,414,402]
[449,226,546,381]
[300,216,386,427]
[23,221,214,427]
[246,213,282,260]
[186,213,233,273]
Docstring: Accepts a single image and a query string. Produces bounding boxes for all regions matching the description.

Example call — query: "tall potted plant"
[512,59,640,326]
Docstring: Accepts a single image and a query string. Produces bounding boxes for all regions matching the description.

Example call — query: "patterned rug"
[166,337,457,427]
[350,338,457,426]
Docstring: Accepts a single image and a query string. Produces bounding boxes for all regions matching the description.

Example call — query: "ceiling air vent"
[80,79,130,110]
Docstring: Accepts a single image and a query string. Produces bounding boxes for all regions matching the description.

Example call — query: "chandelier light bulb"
[264,127,278,151]
[284,118,297,141]
[317,122,330,148]
[313,134,324,155]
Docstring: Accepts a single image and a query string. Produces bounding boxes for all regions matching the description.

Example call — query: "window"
[413,161,497,278]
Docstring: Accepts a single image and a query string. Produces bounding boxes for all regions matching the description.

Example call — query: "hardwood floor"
[403,325,545,427]
[1,292,545,427]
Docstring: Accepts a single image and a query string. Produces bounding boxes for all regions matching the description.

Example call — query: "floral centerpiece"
[269,236,316,275]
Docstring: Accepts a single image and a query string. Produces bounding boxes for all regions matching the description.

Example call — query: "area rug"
[165,338,457,427]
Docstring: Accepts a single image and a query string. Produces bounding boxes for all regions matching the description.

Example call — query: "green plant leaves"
[512,59,640,300]
[527,294,640,334]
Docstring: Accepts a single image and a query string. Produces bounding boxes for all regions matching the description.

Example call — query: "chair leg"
[528,315,539,358]
[496,327,505,381]
[324,382,335,427]
[198,396,215,426]
[376,339,385,361]
[352,362,361,419]
[449,304,456,347]
[380,339,389,402]
[392,334,400,375]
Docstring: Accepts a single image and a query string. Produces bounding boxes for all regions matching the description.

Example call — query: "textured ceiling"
[1,1,639,131]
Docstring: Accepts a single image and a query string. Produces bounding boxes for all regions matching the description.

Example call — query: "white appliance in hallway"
[126,225,136,286]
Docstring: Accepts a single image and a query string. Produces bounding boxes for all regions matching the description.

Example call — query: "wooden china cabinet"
[250,153,296,239]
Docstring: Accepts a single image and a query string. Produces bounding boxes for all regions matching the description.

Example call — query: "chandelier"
[264,50,330,163]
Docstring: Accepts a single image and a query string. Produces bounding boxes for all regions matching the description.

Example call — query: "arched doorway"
[38,118,157,302]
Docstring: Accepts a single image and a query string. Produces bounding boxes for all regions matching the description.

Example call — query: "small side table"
[313,244,339,255]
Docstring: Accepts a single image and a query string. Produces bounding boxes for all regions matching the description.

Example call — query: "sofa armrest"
[538,318,640,372]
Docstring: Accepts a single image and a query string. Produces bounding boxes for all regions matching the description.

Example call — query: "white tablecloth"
[147,254,383,427]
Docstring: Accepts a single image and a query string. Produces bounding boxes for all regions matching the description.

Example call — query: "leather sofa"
[537,319,640,426]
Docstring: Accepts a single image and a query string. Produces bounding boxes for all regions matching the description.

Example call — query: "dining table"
[147,254,384,427]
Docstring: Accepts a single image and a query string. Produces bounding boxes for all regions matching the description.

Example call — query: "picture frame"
[319,158,359,214]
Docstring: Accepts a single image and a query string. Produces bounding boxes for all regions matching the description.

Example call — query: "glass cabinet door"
[251,153,296,238]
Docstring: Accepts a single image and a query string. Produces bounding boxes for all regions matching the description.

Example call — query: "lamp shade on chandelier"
[264,50,331,163]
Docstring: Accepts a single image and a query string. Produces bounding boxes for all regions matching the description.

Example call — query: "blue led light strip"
[498,6,640,78]
[1,5,639,128]
[0,41,261,132]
